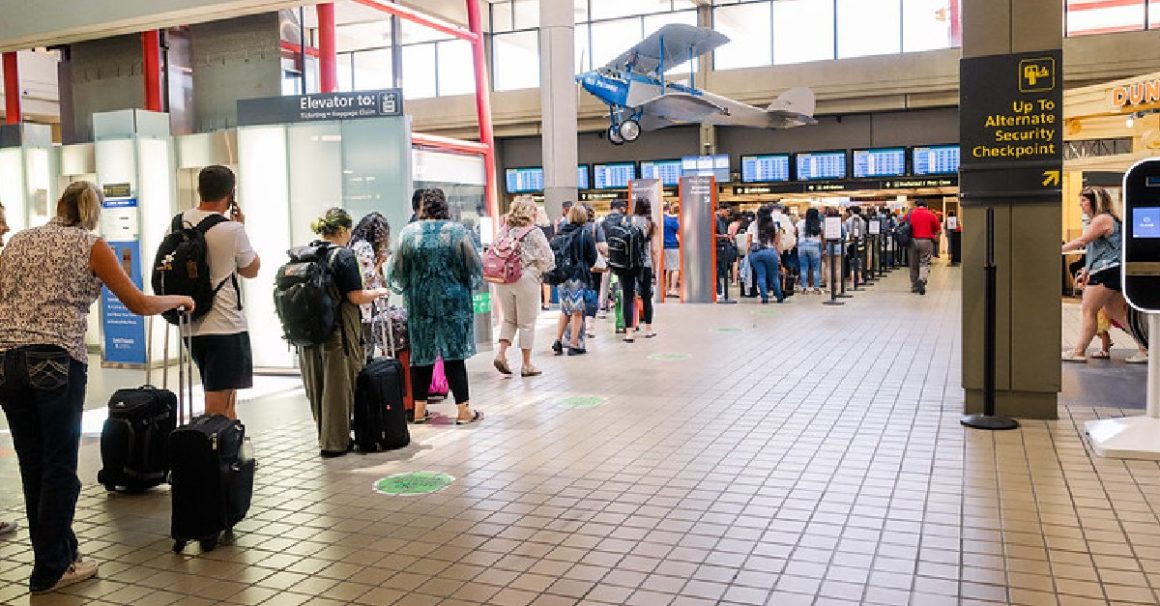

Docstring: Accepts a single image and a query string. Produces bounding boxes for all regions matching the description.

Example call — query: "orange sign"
[1112,79,1160,108]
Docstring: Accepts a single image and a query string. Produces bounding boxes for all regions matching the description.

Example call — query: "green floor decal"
[751,310,778,317]
[647,352,692,361]
[714,327,742,333]
[558,396,606,409]
[373,472,455,496]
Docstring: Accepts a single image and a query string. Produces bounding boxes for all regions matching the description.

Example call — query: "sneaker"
[1125,353,1149,364]
[31,556,98,594]
[0,521,16,537]
[551,340,563,356]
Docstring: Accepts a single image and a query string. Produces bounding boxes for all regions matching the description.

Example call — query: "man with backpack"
[171,166,260,419]
[597,199,628,314]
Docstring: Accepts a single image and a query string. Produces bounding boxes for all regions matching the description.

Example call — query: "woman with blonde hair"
[1063,186,1148,363]
[0,182,194,593]
[492,196,555,376]
[298,208,391,457]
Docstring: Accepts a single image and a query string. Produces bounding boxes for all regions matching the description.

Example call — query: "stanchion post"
[823,239,844,306]
[718,257,737,305]
[961,207,1019,431]
[837,238,853,299]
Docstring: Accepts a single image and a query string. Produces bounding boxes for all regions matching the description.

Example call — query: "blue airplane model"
[578,24,817,145]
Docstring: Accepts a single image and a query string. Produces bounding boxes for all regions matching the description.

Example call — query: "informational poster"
[824,216,842,240]
[869,220,881,235]
[947,216,959,230]
[101,239,146,365]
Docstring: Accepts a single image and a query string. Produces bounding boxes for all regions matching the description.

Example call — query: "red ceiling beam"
[412,133,489,155]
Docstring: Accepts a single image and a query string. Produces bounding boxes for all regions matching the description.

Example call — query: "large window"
[402,44,437,99]
[351,48,392,91]
[438,40,475,96]
[713,2,772,70]
[773,0,835,64]
[591,18,644,68]
[643,10,700,73]
[591,0,682,21]
[494,30,541,91]
[1066,0,1146,35]
[837,0,900,58]
[903,0,955,51]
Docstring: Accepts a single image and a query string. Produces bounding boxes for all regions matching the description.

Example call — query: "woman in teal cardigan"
[389,188,484,425]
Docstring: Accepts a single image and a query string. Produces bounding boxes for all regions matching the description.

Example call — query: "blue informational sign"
[101,240,147,365]
[1134,207,1160,238]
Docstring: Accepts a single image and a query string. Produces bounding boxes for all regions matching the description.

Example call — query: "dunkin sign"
[1112,79,1160,109]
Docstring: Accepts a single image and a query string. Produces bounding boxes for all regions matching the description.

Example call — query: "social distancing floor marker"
[558,396,606,409]
[647,352,691,361]
[713,327,742,333]
[373,471,455,496]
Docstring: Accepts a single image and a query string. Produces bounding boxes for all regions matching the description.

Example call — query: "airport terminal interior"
[1,0,1160,604]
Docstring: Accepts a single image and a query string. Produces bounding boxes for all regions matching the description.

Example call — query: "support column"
[539,0,577,222]
[142,30,162,112]
[960,0,1062,419]
[317,3,338,93]
[467,0,499,222]
[2,52,19,124]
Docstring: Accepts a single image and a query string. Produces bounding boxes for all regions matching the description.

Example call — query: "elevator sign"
[237,89,404,126]
[959,49,1063,203]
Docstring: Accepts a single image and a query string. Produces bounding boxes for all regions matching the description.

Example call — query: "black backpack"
[606,216,645,272]
[273,244,341,347]
[544,228,583,286]
[152,213,239,326]
[894,217,912,247]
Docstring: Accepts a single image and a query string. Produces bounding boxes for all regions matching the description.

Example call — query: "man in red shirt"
[907,200,941,295]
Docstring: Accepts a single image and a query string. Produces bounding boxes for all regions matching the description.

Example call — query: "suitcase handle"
[175,308,195,425]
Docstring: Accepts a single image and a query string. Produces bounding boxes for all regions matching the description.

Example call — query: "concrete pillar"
[696,4,715,157]
[960,0,1062,419]
[539,0,577,221]
[189,13,282,132]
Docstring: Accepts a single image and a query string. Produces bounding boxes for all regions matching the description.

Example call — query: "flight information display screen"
[1133,207,1160,238]
[593,162,636,189]
[577,165,590,190]
[640,160,682,186]
[681,154,730,183]
[795,151,846,181]
[740,154,791,183]
[505,167,544,193]
[912,145,960,175]
[853,148,906,178]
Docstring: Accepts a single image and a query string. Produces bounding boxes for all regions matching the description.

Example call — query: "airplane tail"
[767,87,816,117]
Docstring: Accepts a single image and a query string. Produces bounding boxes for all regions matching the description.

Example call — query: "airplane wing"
[636,92,729,131]
[605,24,729,77]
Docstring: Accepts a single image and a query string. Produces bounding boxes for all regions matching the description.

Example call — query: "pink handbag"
[429,357,449,398]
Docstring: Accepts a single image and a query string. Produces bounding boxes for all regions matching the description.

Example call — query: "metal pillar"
[142,31,162,111]
[2,52,18,124]
[317,3,338,93]
[466,0,499,224]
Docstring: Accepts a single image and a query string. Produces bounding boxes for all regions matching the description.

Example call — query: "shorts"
[663,248,680,270]
[188,331,254,391]
[1087,267,1122,292]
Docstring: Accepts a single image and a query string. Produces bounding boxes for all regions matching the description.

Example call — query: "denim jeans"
[798,240,822,288]
[749,248,783,302]
[0,345,87,591]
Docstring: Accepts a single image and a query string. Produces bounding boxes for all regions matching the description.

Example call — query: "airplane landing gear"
[608,125,625,145]
[618,119,641,142]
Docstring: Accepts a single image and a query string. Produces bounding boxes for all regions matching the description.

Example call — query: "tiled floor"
[1,260,1157,606]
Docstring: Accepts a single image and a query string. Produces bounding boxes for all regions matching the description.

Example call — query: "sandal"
[1061,351,1087,363]
[456,410,484,425]
[1090,350,1111,359]
[521,367,542,377]
[411,410,432,424]
[643,332,657,338]
[493,357,512,375]
[1126,353,1149,364]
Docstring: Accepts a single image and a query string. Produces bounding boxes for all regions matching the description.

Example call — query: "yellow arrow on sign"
[1042,170,1061,187]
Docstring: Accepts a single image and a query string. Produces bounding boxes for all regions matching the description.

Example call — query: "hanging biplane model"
[578,23,817,145]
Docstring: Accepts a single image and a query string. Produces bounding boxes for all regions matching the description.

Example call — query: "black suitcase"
[353,319,410,452]
[168,311,255,553]
[98,317,177,492]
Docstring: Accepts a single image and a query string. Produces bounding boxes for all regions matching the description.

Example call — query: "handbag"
[591,224,609,273]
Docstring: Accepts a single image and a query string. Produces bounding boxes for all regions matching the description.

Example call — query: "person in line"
[843,206,866,287]
[599,198,628,314]
[390,188,484,424]
[582,203,608,338]
[1063,187,1148,363]
[796,207,824,294]
[350,212,392,360]
[554,200,574,232]
[715,205,736,297]
[821,207,845,289]
[492,197,555,377]
[535,205,554,311]
[0,204,17,541]
[663,202,680,297]
[179,165,260,420]
[629,198,659,339]
[907,200,941,295]
[408,189,423,224]
[552,205,598,355]
[0,182,194,593]
[746,206,785,304]
[299,209,391,457]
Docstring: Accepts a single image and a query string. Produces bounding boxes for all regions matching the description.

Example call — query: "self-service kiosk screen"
[1133,207,1160,238]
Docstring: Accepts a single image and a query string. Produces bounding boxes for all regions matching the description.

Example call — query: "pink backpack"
[483,226,535,284]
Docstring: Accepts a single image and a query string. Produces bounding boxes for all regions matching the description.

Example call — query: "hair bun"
[310,217,327,235]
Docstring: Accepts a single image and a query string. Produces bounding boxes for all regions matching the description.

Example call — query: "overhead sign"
[730,177,959,196]
[960,49,1063,202]
[237,89,404,126]
[1111,78,1160,109]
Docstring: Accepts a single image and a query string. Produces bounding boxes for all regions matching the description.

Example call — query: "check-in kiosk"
[1085,158,1160,459]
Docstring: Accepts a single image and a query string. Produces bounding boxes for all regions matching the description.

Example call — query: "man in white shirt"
[179,166,260,420]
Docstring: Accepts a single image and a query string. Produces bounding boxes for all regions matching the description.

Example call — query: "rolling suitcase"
[353,317,410,452]
[98,317,177,492]
[168,311,255,553]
